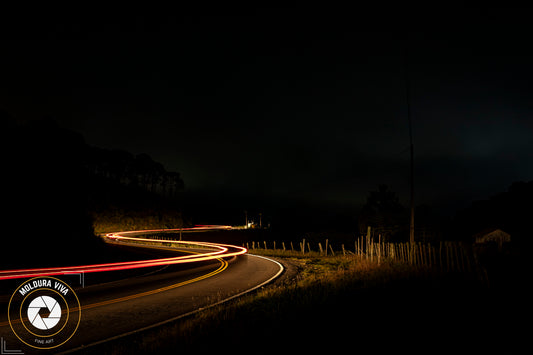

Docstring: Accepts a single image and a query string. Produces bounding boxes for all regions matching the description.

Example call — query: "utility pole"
[406,37,415,246]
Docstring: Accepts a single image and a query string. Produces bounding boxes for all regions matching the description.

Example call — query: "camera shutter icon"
[27,296,62,330]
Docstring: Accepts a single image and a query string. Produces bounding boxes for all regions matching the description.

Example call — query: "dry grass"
[77,251,491,354]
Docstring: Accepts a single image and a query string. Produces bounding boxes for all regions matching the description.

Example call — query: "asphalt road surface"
[0,245,283,354]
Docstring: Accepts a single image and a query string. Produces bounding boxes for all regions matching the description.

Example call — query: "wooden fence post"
[439,242,443,271]
[445,242,450,272]
[421,243,426,267]
[453,243,459,271]
[460,243,466,272]
[464,246,471,272]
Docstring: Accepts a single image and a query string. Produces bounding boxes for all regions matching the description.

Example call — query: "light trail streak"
[0,258,229,328]
[0,226,246,280]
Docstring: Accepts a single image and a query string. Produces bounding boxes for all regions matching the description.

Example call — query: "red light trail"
[0,226,246,280]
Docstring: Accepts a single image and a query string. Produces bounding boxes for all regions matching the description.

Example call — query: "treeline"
[357,182,532,246]
[357,185,441,243]
[86,147,183,198]
[0,111,185,266]
[83,143,186,234]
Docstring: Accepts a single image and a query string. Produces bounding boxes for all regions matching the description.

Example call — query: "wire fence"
[245,236,475,273]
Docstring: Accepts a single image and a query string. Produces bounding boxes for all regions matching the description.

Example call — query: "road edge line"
[58,254,284,354]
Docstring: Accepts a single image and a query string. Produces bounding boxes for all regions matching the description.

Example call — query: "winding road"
[0,228,284,353]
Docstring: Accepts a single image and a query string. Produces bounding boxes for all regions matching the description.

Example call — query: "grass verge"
[77,251,519,354]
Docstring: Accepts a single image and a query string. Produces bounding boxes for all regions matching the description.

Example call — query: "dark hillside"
[1,112,184,268]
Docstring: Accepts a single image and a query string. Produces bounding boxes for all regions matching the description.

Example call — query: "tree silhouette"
[85,147,183,198]
[1,112,186,267]
[358,185,406,241]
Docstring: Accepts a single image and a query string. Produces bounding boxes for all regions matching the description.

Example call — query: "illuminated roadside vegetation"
[80,250,517,354]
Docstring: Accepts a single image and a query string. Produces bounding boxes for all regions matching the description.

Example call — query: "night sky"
[2,8,533,220]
